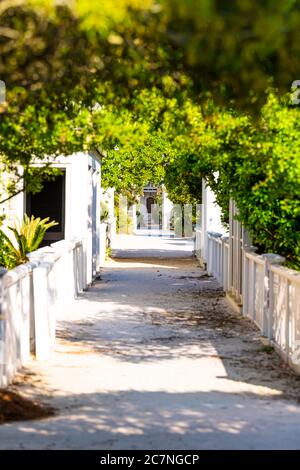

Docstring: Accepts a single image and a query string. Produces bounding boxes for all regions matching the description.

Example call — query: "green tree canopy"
[1,0,300,269]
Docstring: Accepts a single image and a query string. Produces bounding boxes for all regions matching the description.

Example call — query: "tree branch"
[0,186,24,205]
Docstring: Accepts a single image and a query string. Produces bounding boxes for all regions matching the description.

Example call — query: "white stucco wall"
[201,179,227,262]
[1,151,102,285]
[162,189,173,230]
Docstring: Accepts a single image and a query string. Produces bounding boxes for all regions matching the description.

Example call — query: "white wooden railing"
[269,263,300,366]
[206,232,230,291]
[196,228,300,372]
[0,238,85,387]
[0,262,35,387]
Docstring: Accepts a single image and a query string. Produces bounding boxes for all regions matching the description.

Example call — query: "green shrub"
[100,201,109,223]
[208,93,300,269]
[0,231,16,270]
[0,214,58,269]
[171,92,300,269]
[232,94,300,268]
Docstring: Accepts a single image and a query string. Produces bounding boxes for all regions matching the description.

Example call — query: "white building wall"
[1,151,102,286]
[201,179,226,262]
[162,189,173,231]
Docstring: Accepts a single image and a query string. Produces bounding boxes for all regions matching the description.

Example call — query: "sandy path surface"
[1,232,300,449]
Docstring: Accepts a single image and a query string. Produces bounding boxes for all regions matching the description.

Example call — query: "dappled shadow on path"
[56,260,300,403]
[3,249,300,450]
[1,389,300,449]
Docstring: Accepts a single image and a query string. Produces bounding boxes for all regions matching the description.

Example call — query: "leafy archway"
[1,1,300,268]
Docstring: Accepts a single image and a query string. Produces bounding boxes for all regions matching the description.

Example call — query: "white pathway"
[1,231,300,449]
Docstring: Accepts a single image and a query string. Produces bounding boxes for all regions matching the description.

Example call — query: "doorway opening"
[26,170,66,245]
[146,197,155,214]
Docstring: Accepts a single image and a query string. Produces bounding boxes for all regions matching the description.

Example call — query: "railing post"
[207,232,223,279]
[207,235,212,274]
[0,268,7,387]
[242,246,257,317]
[221,236,229,291]
[262,254,285,339]
[32,261,54,361]
[218,239,221,282]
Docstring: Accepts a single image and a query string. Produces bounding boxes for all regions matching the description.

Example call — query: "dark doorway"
[26,171,66,245]
[146,197,155,214]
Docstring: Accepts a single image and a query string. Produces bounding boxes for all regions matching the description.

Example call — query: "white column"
[201,179,225,263]
[162,189,173,231]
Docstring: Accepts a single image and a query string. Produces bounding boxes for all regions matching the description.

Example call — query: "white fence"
[0,238,85,387]
[243,250,300,369]
[206,232,230,291]
[194,227,202,260]
[196,228,300,372]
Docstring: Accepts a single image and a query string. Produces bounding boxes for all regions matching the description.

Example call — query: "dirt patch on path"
[0,389,54,424]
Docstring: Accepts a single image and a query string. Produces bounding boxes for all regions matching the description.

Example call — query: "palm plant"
[0,214,58,268]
